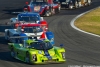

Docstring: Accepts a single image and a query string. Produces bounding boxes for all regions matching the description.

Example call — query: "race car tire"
[11,48,16,58]
[45,10,50,17]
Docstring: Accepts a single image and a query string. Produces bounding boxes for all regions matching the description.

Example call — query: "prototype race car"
[8,38,66,64]
[5,23,54,45]
[9,12,48,29]
[24,0,61,16]
[58,0,92,9]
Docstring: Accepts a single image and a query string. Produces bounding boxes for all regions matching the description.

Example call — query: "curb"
[70,6,100,37]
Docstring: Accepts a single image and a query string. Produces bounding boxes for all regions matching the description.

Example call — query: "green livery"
[8,39,66,64]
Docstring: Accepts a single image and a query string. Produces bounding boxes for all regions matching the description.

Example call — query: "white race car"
[5,23,55,45]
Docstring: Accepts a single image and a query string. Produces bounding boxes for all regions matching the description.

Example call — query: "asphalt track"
[0,0,100,67]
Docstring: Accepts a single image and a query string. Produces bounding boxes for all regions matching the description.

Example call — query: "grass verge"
[75,7,100,35]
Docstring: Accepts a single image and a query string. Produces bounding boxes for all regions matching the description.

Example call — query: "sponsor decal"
[34,6,40,12]
[44,50,52,60]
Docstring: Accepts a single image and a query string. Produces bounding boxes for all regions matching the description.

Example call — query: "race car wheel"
[25,52,30,64]
[11,48,16,58]
[45,10,50,17]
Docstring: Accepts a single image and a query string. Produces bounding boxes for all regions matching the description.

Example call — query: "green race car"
[8,39,66,64]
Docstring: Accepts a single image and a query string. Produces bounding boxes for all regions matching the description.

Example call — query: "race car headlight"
[32,54,37,61]
[61,52,65,59]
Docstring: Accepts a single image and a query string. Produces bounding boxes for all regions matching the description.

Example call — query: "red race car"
[24,0,61,16]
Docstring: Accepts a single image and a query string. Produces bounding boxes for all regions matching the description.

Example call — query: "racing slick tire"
[45,10,50,17]
[11,48,17,58]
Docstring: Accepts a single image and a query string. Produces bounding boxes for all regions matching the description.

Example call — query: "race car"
[9,12,48,29]
[58,0,92,9]
[8,38,66,64]
[79,0,92,6]
[5,23,54,45]
[23,0,61,16]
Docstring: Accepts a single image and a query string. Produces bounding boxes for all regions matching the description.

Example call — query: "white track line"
[70,6,100,37]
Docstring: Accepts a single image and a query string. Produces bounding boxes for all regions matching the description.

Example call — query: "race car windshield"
[24,26,43,33]
[18,16,39,22]
[30,41,53,50]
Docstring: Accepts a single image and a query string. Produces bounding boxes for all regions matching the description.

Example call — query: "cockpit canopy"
[29,40,53,50]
